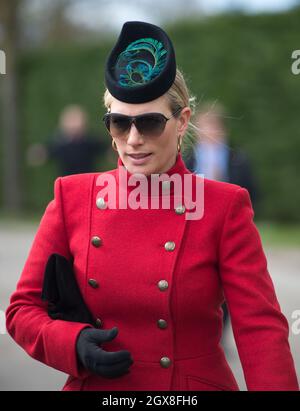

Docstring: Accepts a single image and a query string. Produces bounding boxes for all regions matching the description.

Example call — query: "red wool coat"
[6,153,299,391]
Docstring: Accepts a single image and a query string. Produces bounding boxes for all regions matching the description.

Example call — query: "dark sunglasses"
[102,107,182,139]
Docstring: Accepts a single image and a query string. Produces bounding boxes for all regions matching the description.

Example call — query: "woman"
[6,21,299,391]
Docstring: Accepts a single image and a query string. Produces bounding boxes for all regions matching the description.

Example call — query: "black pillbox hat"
[104,21,177,104]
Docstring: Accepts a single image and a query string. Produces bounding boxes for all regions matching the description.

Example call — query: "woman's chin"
[126,164,152,176]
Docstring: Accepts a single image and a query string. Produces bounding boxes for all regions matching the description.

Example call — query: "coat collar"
[115,152,192,198]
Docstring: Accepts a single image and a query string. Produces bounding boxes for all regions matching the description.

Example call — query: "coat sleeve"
[5,177,93,379]
[219,187,299,391]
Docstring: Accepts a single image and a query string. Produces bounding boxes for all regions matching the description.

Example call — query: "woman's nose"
[126,122,144,144]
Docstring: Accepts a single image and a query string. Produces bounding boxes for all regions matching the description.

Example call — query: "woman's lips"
[127,153,153,165]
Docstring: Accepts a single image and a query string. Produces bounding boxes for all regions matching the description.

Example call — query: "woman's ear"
[177,107,191,135]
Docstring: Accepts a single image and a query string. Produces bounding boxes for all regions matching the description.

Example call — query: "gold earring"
[177,136,182,153]
[112,139,118,151]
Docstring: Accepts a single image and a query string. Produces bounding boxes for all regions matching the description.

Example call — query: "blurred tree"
[19,0,111,48]
[45,0,84,44]
[0,0,22,212]
[17,0,204,49]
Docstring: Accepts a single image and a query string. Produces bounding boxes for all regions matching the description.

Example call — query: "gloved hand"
[41,253,96,326]
[76,327,134,378]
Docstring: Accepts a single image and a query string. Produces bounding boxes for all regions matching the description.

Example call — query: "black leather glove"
[76,327,134,378]
[41,253,96,326]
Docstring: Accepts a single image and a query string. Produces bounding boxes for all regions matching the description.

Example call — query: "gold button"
[88,279,99,289]
[157,319,168,329]
[96,197,107,209]
[157,280,168,291]
[91,236,102,247]
[160,357,171,368]
[175,205,185,215]
[95,318,103,328]
[164,241,175,251]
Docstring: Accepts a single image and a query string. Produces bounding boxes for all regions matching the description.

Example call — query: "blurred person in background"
[26,104,110,176]
[185,102,260,331]
[185,102,259,208]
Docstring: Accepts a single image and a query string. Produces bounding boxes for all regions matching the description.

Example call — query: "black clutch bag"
[41,253,96,326]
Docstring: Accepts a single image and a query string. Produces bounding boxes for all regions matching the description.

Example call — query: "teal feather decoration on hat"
[115,37,167,87]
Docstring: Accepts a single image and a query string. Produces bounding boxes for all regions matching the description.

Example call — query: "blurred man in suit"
[27,105,110,176]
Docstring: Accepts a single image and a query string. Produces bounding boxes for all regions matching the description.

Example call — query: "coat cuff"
[43,320,93,379]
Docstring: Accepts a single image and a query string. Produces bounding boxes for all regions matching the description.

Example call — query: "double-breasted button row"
[97,192,185,214]
[157,279,170,365]
[88,220,103,325]
[97,193,185,216]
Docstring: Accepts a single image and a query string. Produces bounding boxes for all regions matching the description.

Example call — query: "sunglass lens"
[136,114,166,136]
[108,115,131,136]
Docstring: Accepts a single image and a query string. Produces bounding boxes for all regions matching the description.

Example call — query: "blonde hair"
[103,67,199,156]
